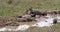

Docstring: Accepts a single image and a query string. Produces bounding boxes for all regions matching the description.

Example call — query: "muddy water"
[0,15,60,31]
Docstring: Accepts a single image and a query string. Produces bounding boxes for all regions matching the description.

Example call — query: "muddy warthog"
[26,8,47,17]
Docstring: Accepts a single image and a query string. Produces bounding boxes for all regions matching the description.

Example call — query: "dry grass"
[0,0,60,16]
[0,0,60,32]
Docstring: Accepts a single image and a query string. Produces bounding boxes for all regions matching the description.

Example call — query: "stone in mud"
[53,19,57,24]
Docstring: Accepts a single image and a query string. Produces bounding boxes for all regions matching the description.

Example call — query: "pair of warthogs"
[26,8,47,17]
[17,8,47,18]
[17,8,60,22]
[26,8,60,17]
[17,8,47,22]
[18,8,60,18]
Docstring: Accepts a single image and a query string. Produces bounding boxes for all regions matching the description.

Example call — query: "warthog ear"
[26,7,33,14]
[26,9,28,14]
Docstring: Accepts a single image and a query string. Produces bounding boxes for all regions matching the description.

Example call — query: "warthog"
[26,8,47,17]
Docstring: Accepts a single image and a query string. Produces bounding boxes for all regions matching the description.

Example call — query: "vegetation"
[0,0,60,32]
[0,0,60,16]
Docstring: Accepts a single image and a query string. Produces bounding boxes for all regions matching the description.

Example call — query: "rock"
[16,25,30,31]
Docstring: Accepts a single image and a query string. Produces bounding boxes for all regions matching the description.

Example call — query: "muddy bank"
[0,8,60,31]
